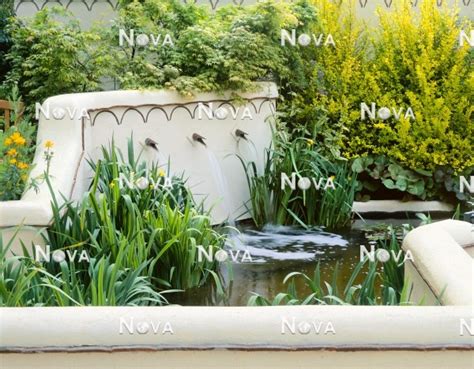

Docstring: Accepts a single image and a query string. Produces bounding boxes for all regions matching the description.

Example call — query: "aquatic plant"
[0,230,167,307]
[248,227,411,306]
[240,130,357,229]
[44,138,226,292]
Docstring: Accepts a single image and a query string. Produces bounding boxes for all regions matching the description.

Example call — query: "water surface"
[174,224,371,306]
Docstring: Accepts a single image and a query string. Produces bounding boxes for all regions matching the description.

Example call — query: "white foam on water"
[226,225,349,263]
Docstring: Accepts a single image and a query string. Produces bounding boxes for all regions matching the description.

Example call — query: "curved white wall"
[402,220,474,306]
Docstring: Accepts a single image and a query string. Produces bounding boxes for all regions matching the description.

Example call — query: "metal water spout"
[235,129,248,140]
[192,133,207,147]
[145,138,159,151]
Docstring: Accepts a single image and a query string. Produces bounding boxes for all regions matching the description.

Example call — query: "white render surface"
[352,200,454,213]
[0,306,472,368]
[0,83,277,241]
[402,220,474,306]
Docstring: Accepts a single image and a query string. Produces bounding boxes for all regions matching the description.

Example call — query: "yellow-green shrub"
[287,0,473,200]
[349,0,473,174]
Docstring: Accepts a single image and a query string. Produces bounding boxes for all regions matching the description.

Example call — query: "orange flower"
[44,140,54,149]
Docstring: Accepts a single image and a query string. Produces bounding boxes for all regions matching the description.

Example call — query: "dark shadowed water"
[172,224,374,306]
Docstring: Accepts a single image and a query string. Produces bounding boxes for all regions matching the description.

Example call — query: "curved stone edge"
[402,220,474,306]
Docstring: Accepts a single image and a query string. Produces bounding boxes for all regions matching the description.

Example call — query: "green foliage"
[0,230,166,307]
[241,129,357,229]
[2,7,110,110]
[0,88,36,201]
[0,0,13,89]
[45,138,225,291]
[284,0,473,201]
[101,0,314,96]
[1,0,470,204]
[0,0,316,102]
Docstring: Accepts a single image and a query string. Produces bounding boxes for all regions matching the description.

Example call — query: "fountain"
[0,83,278,254]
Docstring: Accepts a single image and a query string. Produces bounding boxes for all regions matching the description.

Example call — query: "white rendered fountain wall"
[0,83,277,253]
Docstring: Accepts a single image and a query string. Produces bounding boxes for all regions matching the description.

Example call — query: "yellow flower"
[44,140,54,149]
[10,132,26,145]
[21,174,28,181]
[6,148,17,157]
[307,139,315,147]
[9,158,17,165]
[17,162,29,170]
[109,181,115,188]
[158,169,166,177]
[4,137,13,146]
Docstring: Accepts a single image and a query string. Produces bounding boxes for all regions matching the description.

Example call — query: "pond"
[173,224,374,306]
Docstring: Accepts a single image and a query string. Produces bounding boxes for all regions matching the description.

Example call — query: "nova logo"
[459,176,474,194]
[281,317,336,335]
[196,102,253,120]
[197,245,252,263]
[281,29,335,47]
[361,102,415,121]
[460,318,473,336]
[281,173,336,191]
[119,317,174,335]
[119,29,174,47]
[35,102,90,121]
[459,30,473,47]
[360,245,414,264]
[34,245,90,263]
[117,172,172,191]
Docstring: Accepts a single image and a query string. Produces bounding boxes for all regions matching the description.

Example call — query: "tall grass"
[44,138,225,292]
[240,131,357,229]
[0,230,167,306]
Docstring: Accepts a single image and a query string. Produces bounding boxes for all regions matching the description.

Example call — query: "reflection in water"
[172,225,368,306]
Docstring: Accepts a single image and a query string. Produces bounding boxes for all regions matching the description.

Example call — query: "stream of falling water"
[237,137,259,166]
[206,149,235,225]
